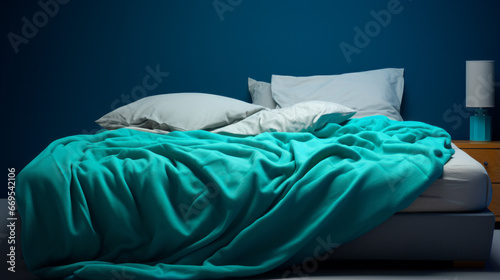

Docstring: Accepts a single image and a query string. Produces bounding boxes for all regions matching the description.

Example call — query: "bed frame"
[327,210,495,265]
[13,206,496,279]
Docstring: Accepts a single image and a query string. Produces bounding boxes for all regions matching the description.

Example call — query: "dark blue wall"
[3,0,500,198]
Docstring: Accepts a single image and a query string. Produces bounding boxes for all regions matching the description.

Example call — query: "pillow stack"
[96,68,403,135]
[249,68,404,121]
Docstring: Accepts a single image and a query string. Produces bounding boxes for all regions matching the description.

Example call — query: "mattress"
[401,143,492,213]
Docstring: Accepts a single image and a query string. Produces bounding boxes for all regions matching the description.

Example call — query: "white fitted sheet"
[401,143,493,212]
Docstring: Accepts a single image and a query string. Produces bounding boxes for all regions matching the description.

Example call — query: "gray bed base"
[14,205,496,275]
[328,209,496,262]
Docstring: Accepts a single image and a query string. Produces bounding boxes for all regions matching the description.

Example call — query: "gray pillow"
[96,93,265,131]
[248,78,278,109]
[271,68,404,121]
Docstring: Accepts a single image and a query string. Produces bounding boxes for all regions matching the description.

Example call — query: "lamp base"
[470,112,491,141]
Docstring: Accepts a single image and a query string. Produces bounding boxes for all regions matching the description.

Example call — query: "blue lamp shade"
[466,60,495,141]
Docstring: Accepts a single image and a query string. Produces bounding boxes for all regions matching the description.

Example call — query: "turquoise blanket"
[17,116,454,279]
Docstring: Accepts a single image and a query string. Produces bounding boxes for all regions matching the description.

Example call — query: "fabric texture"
[96,92,265,131]
[271,68,404,121]
[248,78,277,108]
[213,101,355,135]
[400,143,492,213]
[18,116,453,280]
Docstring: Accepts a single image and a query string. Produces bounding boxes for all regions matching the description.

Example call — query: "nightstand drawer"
[460,149,500,182]
[453,141,500,223]
[489,183,500,220]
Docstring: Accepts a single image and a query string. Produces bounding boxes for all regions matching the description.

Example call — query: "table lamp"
[466,60,495,141]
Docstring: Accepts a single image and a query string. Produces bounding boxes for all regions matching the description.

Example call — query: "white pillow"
[271,68,404,121]
[96,93,266,131]
[213,101,356,135]
[248,78,277,109]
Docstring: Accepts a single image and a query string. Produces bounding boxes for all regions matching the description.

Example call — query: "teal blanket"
[17,116,454,279]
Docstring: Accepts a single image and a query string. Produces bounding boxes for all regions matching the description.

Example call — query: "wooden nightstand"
[453,141,500,222]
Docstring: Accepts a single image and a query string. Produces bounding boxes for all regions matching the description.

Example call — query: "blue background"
[2,0,500,198]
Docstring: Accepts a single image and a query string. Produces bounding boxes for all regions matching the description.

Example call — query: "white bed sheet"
[401,143,492,212]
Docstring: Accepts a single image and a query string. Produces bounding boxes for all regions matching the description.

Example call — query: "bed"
[16,68,495,279]
[323,143,494,262]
